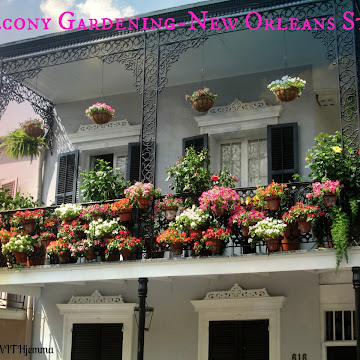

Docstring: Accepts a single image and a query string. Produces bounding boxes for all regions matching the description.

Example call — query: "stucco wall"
[30,271,322,360]
[41,63,340,204]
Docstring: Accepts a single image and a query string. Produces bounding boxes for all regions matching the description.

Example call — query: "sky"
[0,0,207,44]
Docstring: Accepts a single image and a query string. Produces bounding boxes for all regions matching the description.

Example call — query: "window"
[71,323,123,360]
[220,138,267,187]
[90,153,128,179]
[0,179,17,198]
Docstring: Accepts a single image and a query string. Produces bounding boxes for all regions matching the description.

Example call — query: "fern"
[330,207,350,273]
[0,128,47,162]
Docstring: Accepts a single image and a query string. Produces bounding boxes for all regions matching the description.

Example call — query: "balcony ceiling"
[22,29,329,104]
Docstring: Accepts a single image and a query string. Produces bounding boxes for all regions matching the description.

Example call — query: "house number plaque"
[292,354,307,360]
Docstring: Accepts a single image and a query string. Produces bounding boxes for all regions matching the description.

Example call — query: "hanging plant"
[0,128,47,162]
[267,76,306,102]
[185,88,217,112]
[21,118,47,138]
[85,102,115,125]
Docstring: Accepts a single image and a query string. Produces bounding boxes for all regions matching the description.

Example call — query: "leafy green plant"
[330,207,350,272]
[0,128,46,162]
[80,159,129,202]
[0,185,39,211]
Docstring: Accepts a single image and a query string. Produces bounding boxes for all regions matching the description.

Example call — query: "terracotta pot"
[0,237,10,245]
[118,209,132,222]
[23,123,44,138]
[266,197,280,211]
[211,238,222,254]
[62,216,78,224]
[22,219,36,235]
[190,96,214,112]
[41,237,54,249]
[163,206,178,221]
[120,248,132,260]
[105,251,120,262]
[214,208,226,217]
[13,251,28,265]
[85,248,96,261]
[90,112,112,125]
[281,224,300,251]
[170,243,183,256]
[297,218,312,233]
[264,237,281,253]
[58,251,70,264]
[241,225,250,238]
[323,193,337,207]
[274,86,299,102]
[137,197,152,209]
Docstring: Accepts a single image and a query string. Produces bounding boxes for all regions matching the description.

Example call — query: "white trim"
[192,284,286,360]
[68,119,140,151]
[57,292,137,360]
[194,99,282,137]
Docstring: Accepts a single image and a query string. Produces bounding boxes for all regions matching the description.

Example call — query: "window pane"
[326,311,333,341]
[344,311,352,340]
[116,156,128,178]
[221,143,241,187]
[248,139,267,187]
[335,311,342,341]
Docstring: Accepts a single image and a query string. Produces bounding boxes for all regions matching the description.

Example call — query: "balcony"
[1,181,359,290]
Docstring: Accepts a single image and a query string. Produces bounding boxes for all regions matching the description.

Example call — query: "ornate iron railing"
[0,182,337,268]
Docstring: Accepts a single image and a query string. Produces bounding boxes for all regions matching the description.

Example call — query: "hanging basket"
[274,86,299,102]
[23,123,44,138]
[118,209,132,222]
[266,197,281,211]
[190,96,214,112]
[163,206,178,221]
[90,112,112,125]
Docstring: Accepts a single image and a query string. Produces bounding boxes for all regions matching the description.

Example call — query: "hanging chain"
[283,30,288,75]
[100,60,106,102]
[201,41,205,88]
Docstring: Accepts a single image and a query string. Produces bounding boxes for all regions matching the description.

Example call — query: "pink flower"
[211,175,219,181]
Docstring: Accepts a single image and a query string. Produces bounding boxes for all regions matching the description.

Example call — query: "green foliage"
[80,159,129,202]
[330,207,350,273]
[0,128,46,162]
[166,147,211,195]
[305,132,360,199]
[0,185,39,211]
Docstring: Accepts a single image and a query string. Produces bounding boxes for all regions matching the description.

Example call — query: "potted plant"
[54,203,83,223]
[74,238,98,261]
[156,229,190,256]
[185,87,217,112]
[0,228,17,245]
[0,128,47,162]
[80,204,111,222]
[124,182,161,209]
[111,198,133,222]
[306,180,343,208]
[229,209,266,237]
[156,194,183,221]
[282,202,324,233]
[173,205,213,239]
[11,209,45,235]
[46,239,70,264]
[201,227,231,254]
[107,230,143,260]
[21,119,47,138]
[256,182,287,211]
[2,234,35,265]
[85,102,116,125]
[267,75,306,102]
[85,218,124,240]
[199,186,240,216]
[249,217,287,252]
[166,147,211,196]
[39,231,56,249]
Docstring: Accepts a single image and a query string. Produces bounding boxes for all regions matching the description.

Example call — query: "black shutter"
[267,123,298,184]
[71,323,123,360]
[182,134,208,155]
[209,320,269,360]
[55,150,79,205]
[127,142,140,182]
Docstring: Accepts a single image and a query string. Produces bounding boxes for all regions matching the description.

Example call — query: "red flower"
[211,175,219,181]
